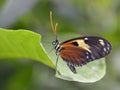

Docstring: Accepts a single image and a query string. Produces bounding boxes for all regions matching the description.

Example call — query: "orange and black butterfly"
[50,12,112,74]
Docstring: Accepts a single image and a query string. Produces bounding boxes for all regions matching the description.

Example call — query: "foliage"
[0,0,120,90]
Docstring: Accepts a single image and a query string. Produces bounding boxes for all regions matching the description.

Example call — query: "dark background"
[0,0,120,90]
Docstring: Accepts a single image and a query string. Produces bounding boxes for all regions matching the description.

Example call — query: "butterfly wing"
[59,36,112,73]
[60,45,91,73]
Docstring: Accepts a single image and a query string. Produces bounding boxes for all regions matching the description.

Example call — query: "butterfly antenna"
[50,11,60,74]
[50,11,58,36]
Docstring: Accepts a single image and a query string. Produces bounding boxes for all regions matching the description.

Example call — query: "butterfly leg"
[67,64,77,74]
[55,55,61,75]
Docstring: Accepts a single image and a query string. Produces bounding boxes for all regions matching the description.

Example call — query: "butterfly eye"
[52,39,59,46]
[52,40,56,45]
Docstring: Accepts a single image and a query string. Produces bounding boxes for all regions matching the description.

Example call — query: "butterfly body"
[52,36,112,73]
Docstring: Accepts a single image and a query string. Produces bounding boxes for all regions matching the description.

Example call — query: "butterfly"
[52,36,111,73]
[50,11,112,74]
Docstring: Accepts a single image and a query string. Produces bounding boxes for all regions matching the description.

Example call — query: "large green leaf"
[0,28,54,68]
[0,28,106,83]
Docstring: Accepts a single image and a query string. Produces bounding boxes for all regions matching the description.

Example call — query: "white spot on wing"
[103,48,107,52]
[99,39,105,46]
[84,38,88,40]
[86,55,89,59]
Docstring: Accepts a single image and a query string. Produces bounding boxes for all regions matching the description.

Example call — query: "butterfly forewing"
[59,36,111,73]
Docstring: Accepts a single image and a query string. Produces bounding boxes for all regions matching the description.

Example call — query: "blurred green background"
[0,0,120,90]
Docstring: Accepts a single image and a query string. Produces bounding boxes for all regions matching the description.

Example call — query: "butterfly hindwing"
[60,45,90,73]
[60,45,90,66]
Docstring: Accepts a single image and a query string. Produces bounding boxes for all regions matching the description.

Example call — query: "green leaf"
[0,28,106,83]
[56,58,106,83]
[0,28,54,68]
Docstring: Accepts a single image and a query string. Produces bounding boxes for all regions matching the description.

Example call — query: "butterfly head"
[52,36,59,46]
[52,36,62,55]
